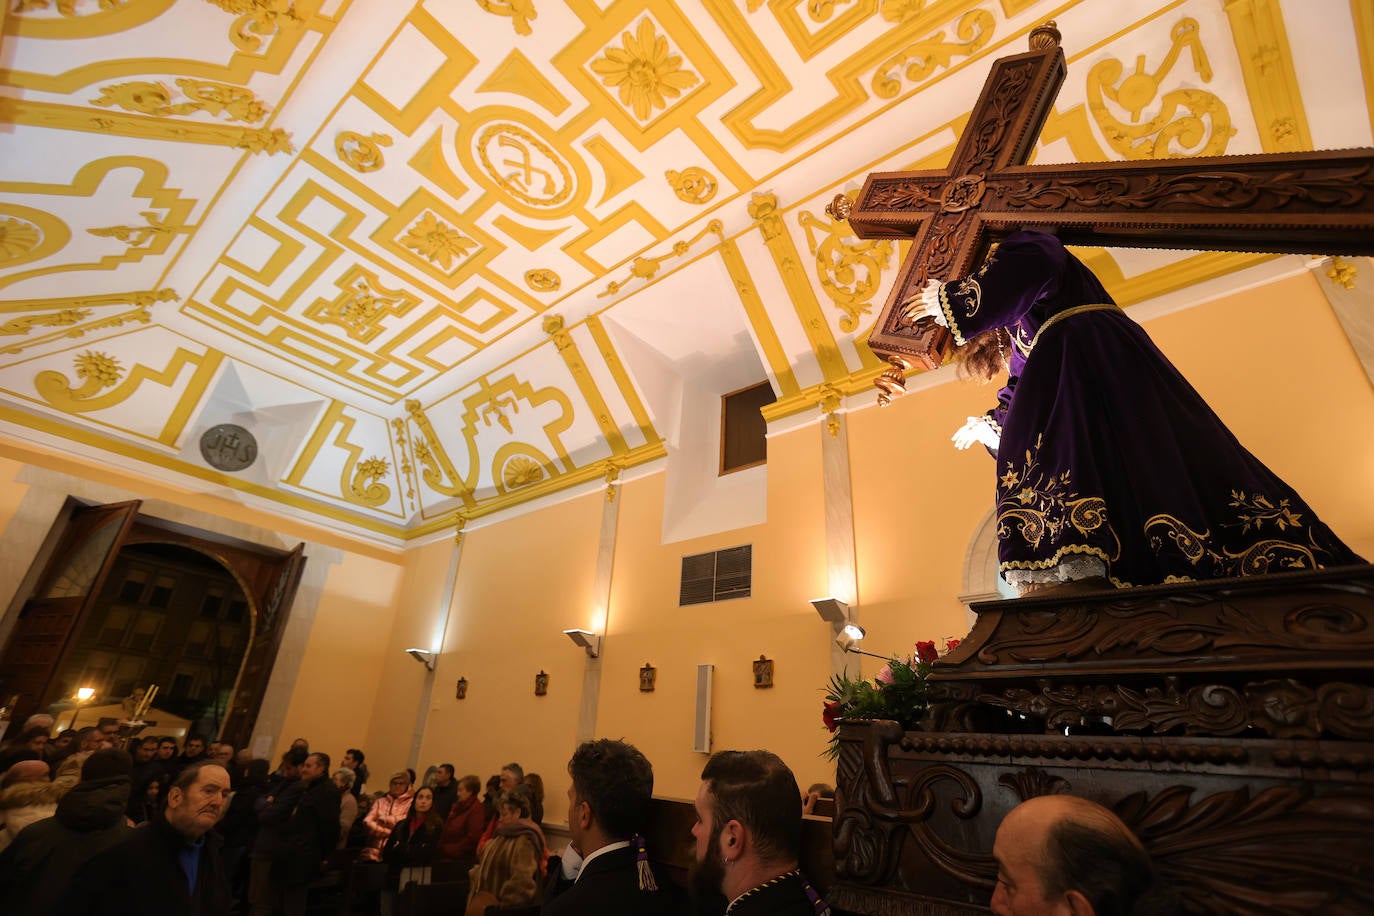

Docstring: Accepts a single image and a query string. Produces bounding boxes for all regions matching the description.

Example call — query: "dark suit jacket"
[541,845,682,916]
[727,871,824,916]
[59,813,230,916]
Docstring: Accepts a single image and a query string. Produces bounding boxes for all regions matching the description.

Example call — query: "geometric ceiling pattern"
[1,0,1370,543]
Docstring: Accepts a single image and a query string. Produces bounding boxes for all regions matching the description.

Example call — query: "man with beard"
[541,739,678,915]
[60,761,234,916]
[691,750,828,915]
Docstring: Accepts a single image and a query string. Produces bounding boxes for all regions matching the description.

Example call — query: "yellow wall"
[1,270,1370,823]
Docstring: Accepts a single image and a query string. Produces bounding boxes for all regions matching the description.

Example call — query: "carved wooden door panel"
[219,541,305,749]
[0,500,142,724]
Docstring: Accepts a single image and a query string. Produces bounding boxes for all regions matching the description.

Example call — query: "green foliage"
[821,653,932,760]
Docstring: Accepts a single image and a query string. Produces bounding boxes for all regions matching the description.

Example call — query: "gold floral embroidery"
[1144,490,1324,578]
[995,435,1120,560]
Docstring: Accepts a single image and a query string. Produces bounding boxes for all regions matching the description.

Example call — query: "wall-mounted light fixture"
[810,597,849,624]
[563,628,601,658]
[75,686,95,702]
[835,626,890,661]
[405,648,435,672]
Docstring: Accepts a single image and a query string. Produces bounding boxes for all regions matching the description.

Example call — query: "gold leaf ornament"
[401,212,477,270]
[665,167,717,204]
[590,18,699,122]
[0,219,43,262]
[502,456,545,489]
[335,131,392,173]
[524,269,561,292]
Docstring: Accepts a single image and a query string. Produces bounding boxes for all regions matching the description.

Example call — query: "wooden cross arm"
[847,148,1374,257]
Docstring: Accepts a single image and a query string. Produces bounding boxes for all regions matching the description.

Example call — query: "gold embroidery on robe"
[995,435,1121,561]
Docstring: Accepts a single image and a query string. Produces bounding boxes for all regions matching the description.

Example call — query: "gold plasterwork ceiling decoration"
[0,0,1368,544]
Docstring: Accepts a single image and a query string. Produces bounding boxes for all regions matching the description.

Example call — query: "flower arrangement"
[821,638,960,759]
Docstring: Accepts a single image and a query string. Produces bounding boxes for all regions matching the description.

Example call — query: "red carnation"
[915,640,938,664]
[822,701,841,732]
[944,638,961,653]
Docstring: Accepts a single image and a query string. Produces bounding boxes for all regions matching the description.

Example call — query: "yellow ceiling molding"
[598,219,723,298]
[390,415,418,515]
[717,237,800,397]
[456,372,577,478]
[0,99,293,154]
[582,135,645,206]
[0,205,71,273]
[562,201,669,275]
[872,9,996,100]
[201,0,306,54]
[284,399,396,513]
[3,0,174,41]
[1357,0,1374,143]
[407,128,470,201]
[492,214,569,252]
[1,0,330,91]
[403,440,668,537]
[524,269,561,292]
[373,190,500,288]
[759,366,888,423]
[665,166,718,204]
[28,342,222,448]
[799,195,894,333]
[0,156,196,292]
[554,4,731,152]
[0,424,411,549]
[1221,0,1312,152]
[747,192,849,382]
[583,313,660,446]
[542,314,629,456]
[492,443,556,495]
[0,293,170,357]
[302,264,421,344]
[90,78,271,123]
[477,48,571,116]
[718,0,989,152]
[0,287,177,315]
[476,0,537,36]
[335,130,392,172]
[353,6,477,135]
[1085,17,1233,159]
[770,0,878,64]
[455,108,592,220]
[404,398,476,503]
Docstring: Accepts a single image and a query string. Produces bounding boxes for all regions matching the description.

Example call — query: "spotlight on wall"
[842,623,866,641]
[405,648,435,672]
[563,628,601,658]
[835,627,887,660]
[810,597,849,624]
[75,686,95,702]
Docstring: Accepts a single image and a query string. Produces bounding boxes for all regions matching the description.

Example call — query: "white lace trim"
[1002,554,1107,588]
[920,278,947,328]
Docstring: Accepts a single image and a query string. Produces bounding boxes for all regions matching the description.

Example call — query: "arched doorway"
[0,498,305,748]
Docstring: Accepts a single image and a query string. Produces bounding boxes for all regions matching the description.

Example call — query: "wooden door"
[0,500,141,725]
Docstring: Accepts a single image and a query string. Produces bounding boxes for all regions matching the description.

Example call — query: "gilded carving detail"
[334,131,392,173]
[477,0,536,36]
[405,399,472,501]
[1326,256,1358,289]
[599,220,723,298]
[0,218,43,263]
[401,212,477,270]
[801,202,893,333]
[590,18,699,122]
[0,289,174,356]
[304,269,416,344]
[475,122,574,209]
[502,455,544,489]
[871,9,995,100]
[524,269,560,292]
[87,211,184,249]
[346,456,391,508]
[201,0,304,52]
[1086,18,1233,159]
[90,79,270,123]
[234,127,295,155]
[12,0,127,14]
[665,167,717,204]
[0,309,90,336]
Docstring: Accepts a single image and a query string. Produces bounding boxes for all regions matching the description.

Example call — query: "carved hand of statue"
[901,278,947,328]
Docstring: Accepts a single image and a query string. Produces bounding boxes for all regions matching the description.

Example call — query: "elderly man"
[990,795,1175,916]
[691,750,828,915]
[62,761,233,915]
[542,739,677,915]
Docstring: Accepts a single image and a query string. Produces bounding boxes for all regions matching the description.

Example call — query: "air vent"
[679,545,752,606]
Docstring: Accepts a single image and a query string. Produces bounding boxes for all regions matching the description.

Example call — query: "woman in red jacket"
[438,774,487,866]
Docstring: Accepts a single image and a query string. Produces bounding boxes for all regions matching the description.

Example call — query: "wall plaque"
[200,424,258,472]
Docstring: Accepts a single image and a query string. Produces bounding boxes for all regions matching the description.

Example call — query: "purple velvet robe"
[936,230,1363,587]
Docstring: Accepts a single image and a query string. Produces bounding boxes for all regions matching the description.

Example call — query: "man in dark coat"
[542,739,680,916]
[58,760,234,916]
[690,750,829,916]
[250,751,341,916]
[0,747,133,915]
[430,763,459,820]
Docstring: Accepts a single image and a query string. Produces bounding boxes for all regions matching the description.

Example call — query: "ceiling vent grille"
[680,545,752,606]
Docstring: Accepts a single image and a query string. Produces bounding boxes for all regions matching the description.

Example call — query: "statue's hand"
[901,278,947,328]
[952,416,999,451]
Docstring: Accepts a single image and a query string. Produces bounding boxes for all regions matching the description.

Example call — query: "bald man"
[990,795,1176,916]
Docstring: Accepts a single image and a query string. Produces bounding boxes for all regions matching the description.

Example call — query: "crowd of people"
[0,712,1173,916]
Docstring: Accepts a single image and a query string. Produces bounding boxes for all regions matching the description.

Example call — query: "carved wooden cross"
[830,22,1374,404]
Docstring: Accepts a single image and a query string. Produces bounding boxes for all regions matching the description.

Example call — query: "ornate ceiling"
[0,0,1369,544]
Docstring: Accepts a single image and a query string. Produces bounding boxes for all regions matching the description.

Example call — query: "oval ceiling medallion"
[199,424,258,472]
